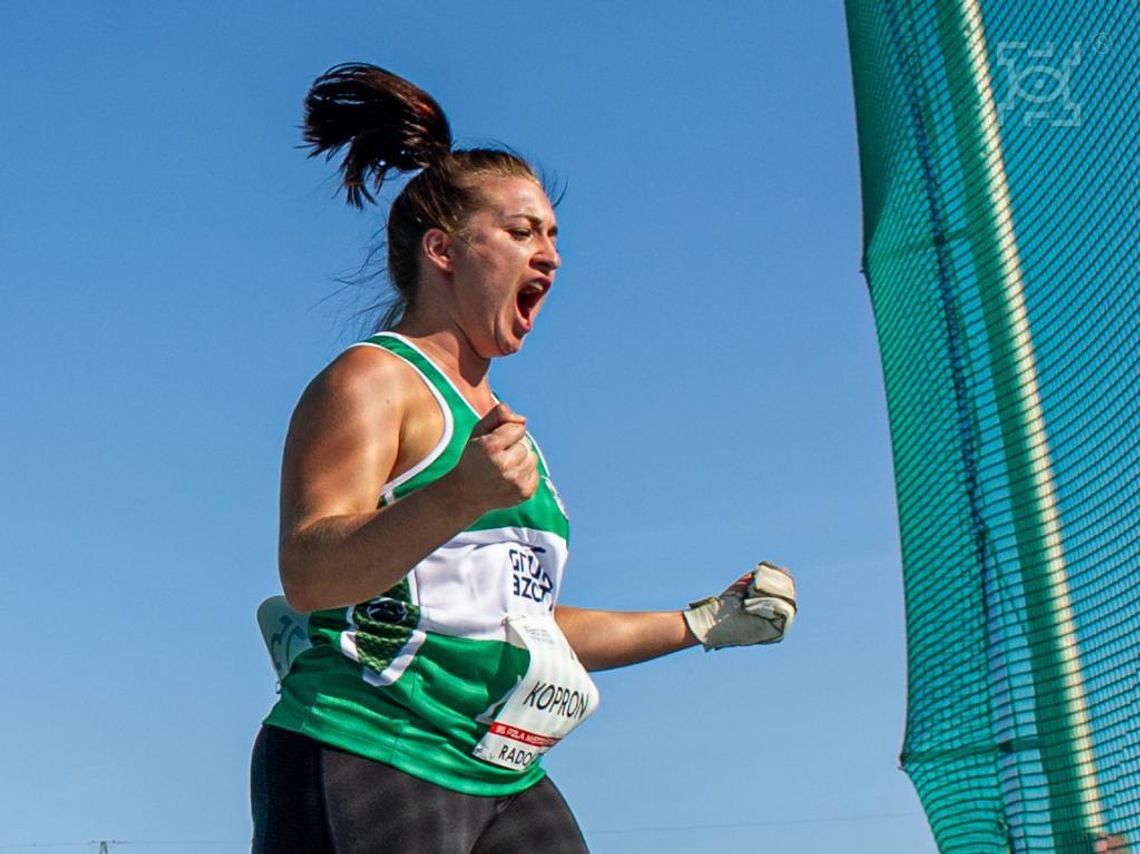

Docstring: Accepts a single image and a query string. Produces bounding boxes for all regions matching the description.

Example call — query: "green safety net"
[844,1,1140,851]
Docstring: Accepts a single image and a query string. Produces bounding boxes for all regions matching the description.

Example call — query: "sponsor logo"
[509,546,554,608]
[269,615,308,674]
[360,598,408,624]
[489,722,559,748]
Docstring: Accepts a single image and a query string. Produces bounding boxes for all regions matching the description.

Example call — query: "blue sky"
[0,3,937,851]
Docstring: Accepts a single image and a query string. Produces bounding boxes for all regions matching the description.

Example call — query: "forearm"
[280,474,481,612]
[554,605,700,672]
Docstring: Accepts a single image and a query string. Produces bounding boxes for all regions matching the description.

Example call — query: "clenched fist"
[683,562,797,650]
[447,403,540,515]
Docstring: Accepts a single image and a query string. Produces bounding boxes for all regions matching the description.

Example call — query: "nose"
[534,234,560,275]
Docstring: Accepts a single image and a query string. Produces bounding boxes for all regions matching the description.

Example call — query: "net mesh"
[844,1,1140,851]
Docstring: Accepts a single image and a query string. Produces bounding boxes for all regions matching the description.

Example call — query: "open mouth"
[516,282,548,325]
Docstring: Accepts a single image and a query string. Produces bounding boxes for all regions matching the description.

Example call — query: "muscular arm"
[281,477,481,613]
[554,605,700,672]
[279,346,535,613]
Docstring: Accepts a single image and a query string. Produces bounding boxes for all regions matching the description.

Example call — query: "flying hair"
[301,62,544,329]
[302,63,453,208]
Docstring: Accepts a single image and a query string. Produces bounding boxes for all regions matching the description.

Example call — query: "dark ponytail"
[303,63,452,208]
[302,62,541,330]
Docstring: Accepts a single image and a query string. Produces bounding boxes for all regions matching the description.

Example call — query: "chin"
[490,327,528,357]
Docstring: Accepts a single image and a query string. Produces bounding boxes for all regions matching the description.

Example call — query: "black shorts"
[251,725,589,853]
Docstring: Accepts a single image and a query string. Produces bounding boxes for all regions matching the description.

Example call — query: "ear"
[422,228,455,274]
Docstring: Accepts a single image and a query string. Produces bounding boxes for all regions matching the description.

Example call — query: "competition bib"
[473,614,600,771]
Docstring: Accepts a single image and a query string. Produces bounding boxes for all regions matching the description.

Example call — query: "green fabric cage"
[844,1,1139,851]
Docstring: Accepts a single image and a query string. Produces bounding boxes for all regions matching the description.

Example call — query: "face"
[444,176,560,358]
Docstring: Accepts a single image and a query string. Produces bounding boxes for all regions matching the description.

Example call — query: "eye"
[509,228,533,240]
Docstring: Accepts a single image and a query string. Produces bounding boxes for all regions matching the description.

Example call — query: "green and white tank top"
[264,332,571,796]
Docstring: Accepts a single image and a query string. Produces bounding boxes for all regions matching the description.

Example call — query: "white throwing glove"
[683,561,797,651]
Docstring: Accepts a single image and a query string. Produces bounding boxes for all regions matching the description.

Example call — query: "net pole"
[934,1,1109,848]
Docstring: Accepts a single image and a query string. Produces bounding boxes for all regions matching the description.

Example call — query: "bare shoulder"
[284,344,419,471]
[282,344,425,528]
[289,343,422,428]
[310,343,418,402]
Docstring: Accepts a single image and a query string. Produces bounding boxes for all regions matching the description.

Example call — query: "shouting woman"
[251,63,797,854]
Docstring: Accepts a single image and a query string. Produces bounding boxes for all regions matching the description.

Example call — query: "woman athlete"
[251,63,798,854]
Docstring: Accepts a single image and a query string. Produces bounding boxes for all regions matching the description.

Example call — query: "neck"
[392,315,493,402]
